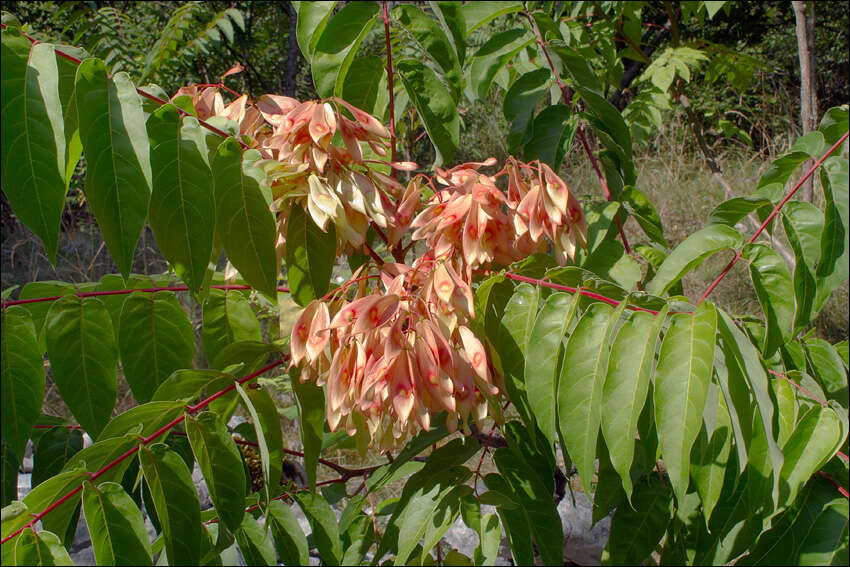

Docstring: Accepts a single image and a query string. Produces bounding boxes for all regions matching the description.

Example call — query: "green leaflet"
[601,305,667,502]
[118,292,194,404]
[340,56,387,118]
[293,490,343,565]
[476,512,502,566]
[647,225,742,296]
[782,200,823,333]
[15,471,88,545]
[741,474,849,566]
[31,427,82,488]
[742,243,794,359]
[503,68,550,153]
[16,281,78,350]
[285,205,337,307]
[62,435,139,486]
[1,32,67,264]
[496,282,540,433]
[779,404,846,507]
[75,58,152,278]
[83,480,153,565]
[212,140,279,299]
[814,156,849,314]
[45,296,117,439]
[601,476,672,565]
[653,301,716,504]
[557,301,617,496]
[690,383,732,524]
[185,411,246,533]
[620,187,667,247]
[525,291,580,447]
[523,105,576,170]
[234,514,276,566]
[201,288,262,365]
[481,472,533,565]
[462,1,523,33]
[267,500,309,566]
[97,401,183,442]
[234,383,283,502]
[717,311,784,503]
[139,443,202,566]
[429,1,467,66]
[147,104,215,297]
[1,306,45,461]
[469,28,533,100]
[152,369,230,402]
[13,528,74,566]
[290,368,324,490]
[804,338,848,404]
[292,1,337,61]
[707,196,772,228]
[392,4,461,99]
[396,59,460,166]
[309,1,379,98]
[493,448,563,566]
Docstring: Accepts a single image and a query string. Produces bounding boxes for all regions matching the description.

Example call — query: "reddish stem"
[1,359,286,545]
[382,1,397,177]
[698,132,849,306]
[520,12,632,254]
[1,284,290,308]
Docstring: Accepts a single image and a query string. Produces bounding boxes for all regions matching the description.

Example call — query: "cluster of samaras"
[290,257,500,452]
[177,86,588,448]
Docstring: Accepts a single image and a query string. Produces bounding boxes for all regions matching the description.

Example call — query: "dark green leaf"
[139,443,202,565]
[1,31,68,263]
[234,514,276,566]
[62,435,139,484]
[13,528,74,566]
[601,476,672,565]
[32,427,83,488]
[147,104,215,296]
[496,282,540,434]
[392,4,461,99]
[290,368,324,490]
[267,499,309,566]
[1,441,17,507]
[16,471,88,545]
[814,156,849,315]
[235,383,283,502]
[293,490,343,565]
[212,140,279,298]
[503,68,550,153]
[523,105,575,170]
[396,59,460,166]
[83,480,153,565]
[690,383,732,523]
[804,338,848,404]
[707,196,772,228]
[782,201,823,332]
[285,204,337,307]
[152,369,230,402]
[310,1,379,98]
[493,448,563,565]
[340,56,386,117]
[620,187,666,247]
[2,306,45,460]
[202,288,262,364]
[119,292,194,403]
[185,412,246,532]
[45,296,117,438]
[75,58,152,278]
[429,1,467,66]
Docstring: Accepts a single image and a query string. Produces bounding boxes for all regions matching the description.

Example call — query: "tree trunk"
[284,2,299,97]
[793,1,818,202]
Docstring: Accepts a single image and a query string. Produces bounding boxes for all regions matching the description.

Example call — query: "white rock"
[559,491,611,565]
